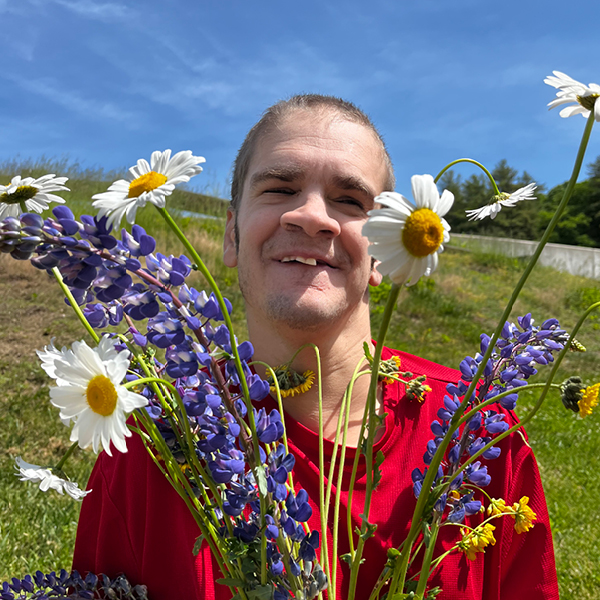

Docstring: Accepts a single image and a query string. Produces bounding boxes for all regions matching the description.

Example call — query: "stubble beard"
[238,268,348,332]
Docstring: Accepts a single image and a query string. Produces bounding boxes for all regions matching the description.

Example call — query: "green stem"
[457,383,560,428]
[434,158,500,195]
[54,442,78,471]
[415,520,440,597]
[389,111,596,597]
[51,267,99,343]
[347,283,401,600]
[329,366,371,598]
[312,344,333,593]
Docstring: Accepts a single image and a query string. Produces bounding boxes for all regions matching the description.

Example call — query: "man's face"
[223,111,386,332]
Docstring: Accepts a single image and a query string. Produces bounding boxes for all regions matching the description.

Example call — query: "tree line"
[441,156,600,248]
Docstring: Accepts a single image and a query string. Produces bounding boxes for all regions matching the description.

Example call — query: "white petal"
[411,174,438,210]
[436,189,454,217]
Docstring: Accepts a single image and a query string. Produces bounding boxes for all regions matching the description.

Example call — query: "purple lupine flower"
[299,530,320,561]
[465,461,491,486]
[286,488,313,522]
[459,356,478,381]
[93,263,133,302]
[59,253,102,289]
[256,408,284,444]
[79,214,118,250]
[484,412,509,435]
[147,312,185,348]
[146,252,192,287]
[165,345,199,378]
[121,224,156,257]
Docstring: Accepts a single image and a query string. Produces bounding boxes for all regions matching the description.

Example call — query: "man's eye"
[265,187,296,195]
[338,197,365,210]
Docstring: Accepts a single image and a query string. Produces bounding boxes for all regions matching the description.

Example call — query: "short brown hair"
[229,94,395,211]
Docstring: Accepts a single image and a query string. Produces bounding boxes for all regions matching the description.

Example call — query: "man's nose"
[280,191,341,237]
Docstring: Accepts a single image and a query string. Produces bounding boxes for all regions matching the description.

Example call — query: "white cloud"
[10,0,133,20]
[9,75,137,124]
[52,0,132,20]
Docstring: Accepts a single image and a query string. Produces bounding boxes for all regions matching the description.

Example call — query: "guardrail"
[449,233,600,281]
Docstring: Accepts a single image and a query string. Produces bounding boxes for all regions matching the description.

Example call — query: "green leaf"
[340,553,353,565]
[373,450,386,489]
[192,534,205,556]
[422,522,431,548]
[256,466,268,496]
[359,513,378,540]
[247,585,274,600]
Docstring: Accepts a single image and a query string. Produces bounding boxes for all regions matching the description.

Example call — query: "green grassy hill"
[1,164,599,598]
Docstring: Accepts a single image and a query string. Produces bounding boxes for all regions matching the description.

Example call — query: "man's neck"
[247,306,378,447]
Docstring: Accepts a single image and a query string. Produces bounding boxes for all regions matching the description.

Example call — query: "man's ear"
[368,259,383,287]
[223,208,238,268]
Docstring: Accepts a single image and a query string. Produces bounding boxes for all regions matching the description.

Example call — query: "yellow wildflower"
[406,376,431,403]
[382,355,402,384]
[511,496,537,534]
[578,383,600,418]
[487,498,510,517]
[458,523,496,561]
[268,366,315,398]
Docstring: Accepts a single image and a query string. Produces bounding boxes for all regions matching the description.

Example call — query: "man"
[73,95,559,600]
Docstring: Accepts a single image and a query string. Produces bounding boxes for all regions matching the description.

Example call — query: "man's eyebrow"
[249,166,305,190]
[332,174,375,199]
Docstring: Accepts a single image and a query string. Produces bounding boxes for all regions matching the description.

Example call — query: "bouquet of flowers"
[2,71,599,600]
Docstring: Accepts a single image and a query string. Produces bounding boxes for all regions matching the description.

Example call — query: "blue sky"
[1,0,599,198]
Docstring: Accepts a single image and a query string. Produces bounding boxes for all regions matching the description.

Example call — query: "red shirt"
[73,348,559,599]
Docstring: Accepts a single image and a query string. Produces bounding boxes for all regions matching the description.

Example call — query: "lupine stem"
[51,266,99,344]
[455,300,600,478]
[415,518,440,597]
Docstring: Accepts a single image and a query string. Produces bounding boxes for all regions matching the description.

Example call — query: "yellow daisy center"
[127,171,168,198]
[1,185,39,205]
[402,208,444,257]
[577,93,600,111]
[86,374,118,416]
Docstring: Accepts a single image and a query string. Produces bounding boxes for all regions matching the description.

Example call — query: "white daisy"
[0,173,69,220]
[465,183,537,221]
[36,336,148,456]
[363,174,453,287]
[92,149,205,229]
[545,71,600,122]
[14,457,91,500]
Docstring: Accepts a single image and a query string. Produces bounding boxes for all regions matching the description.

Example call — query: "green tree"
[538,154,600,248]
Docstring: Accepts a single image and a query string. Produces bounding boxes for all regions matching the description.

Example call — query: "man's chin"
[264,295,345,332]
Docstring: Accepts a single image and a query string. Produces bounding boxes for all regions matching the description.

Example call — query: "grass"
[1,162,600,598]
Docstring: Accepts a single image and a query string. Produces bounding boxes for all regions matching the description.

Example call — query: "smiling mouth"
[280,256,334,268]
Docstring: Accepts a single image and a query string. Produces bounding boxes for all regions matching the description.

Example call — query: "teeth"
[281,256,318,266]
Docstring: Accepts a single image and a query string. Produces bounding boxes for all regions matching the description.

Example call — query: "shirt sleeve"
[72,434,208,600]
